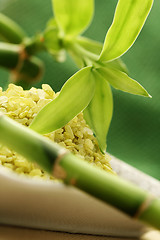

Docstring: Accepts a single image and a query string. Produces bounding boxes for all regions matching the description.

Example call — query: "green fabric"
[0,0,160,179]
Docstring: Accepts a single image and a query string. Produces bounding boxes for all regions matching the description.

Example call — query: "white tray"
[0,155,159,238]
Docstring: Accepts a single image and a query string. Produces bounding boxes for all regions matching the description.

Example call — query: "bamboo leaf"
[74,37,128,73]
[76,36,102,56]
[43,27,66,62]
[46,18,57,28]
[97,67,151,97]
[104,58,128,74]
[68,41,99,68]
[44,28,61,53]
[99,0,154,62]
[30,67,95,134]
[83,70,113,152]
[67,48,85,69]
[52,0,94,36]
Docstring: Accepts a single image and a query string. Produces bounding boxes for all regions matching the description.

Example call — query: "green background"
[0,0,160,179]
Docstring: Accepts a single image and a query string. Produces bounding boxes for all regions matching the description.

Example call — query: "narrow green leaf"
[52,0,94,37]
[46,18,58,28]
[44,18,66,62]
[83,70,113,152]
[68,41,99,68]
[30,67,95,134]
[67,48,85,69]
[104,58,128,74]
[97,67,151,97]
[76,36,102,56]
[44,28,61,53]
[99,0,154,62]
[75,37,128,73]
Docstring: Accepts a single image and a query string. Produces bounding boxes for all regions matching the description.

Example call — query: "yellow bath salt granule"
[0,84,115,179]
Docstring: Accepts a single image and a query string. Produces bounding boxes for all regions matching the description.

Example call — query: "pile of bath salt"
[0,84,115,180]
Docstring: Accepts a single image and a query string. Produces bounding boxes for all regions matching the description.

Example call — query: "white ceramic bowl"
[0,155,159,238]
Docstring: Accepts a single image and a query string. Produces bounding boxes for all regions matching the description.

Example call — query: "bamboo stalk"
[0,13,26,44]
[24,36,45,56]
[0,42,20,69]
[11,57,44,84]
[0,114,61,173]
[0,113,160,229]
[0,42,44,84]
[0,13,44,55]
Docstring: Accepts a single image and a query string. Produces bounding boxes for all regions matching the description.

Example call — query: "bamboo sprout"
[0,113,160,229]
[0,13,26,44]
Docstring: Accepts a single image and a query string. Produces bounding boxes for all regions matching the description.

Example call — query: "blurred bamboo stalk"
[0,42,44,85]
[0,13,26,43]
[0,14,44,87]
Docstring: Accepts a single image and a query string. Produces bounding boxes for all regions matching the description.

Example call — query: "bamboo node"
[12,45,28,75]
[70,178,77,185]
[19,44,29,60]
[134,195,156,219]
[30,61,44,83]
[40,36,44,43]
[52,149,69,180]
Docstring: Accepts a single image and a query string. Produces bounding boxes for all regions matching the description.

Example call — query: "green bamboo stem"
[24,36,45,56]
[10,57,44,83]
[0,13,26,44]
[0,13,45,57]
[0,114,61,173]
[60,154,160,224]
[139,198,160,228]
[0,42,20,69]
[68,42,99,66]
[0,113,160,229]
[72,43,99,62]
[0,42,44,84]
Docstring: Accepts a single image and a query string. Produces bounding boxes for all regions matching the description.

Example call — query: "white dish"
[0,155,159,238]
